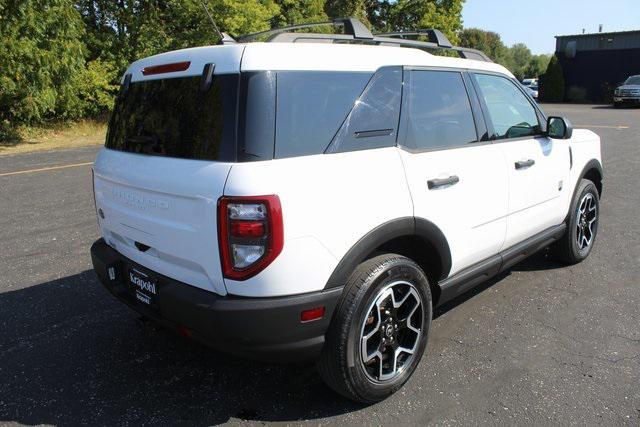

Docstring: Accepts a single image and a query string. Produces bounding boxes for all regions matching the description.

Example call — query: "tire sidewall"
[569,181,599,260]
[344,258,432,401]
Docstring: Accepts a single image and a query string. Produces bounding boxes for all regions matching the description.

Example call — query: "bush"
[566,86,588,103]
[76,60,120,117]
[540,55,565,102]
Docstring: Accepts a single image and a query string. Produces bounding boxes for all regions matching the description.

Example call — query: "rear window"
[106,74,238,161]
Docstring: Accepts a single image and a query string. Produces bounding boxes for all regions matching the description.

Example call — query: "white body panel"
[400,144,508,276]
[124,45,245,82]
[93,149,231,295]
[95,41,603,299]
[498,136,571,249]
[223,148,413,297]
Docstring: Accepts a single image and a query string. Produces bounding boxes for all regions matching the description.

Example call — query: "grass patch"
[0,119,106,155]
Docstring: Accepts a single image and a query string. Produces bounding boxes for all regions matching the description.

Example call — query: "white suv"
[90,19,603,403]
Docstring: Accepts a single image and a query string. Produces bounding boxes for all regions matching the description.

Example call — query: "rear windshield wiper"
[126,135,159,145]
[125,135,165,154]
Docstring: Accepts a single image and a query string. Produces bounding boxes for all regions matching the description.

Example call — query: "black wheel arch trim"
[580,159,603,190]
[324,217,452,289]
[567,159,603,219]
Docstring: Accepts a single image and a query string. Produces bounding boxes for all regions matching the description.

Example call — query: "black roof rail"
[235,17,492,62]
[238,17,373,42]
[375,29,453,48]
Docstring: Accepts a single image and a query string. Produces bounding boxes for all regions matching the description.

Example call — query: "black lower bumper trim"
[91,238,343,363]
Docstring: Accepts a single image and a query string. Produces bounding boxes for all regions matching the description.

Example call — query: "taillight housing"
[218,195,283,281]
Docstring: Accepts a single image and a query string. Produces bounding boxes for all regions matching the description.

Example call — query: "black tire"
[553,179,600,264]
[614,102,622,108]
[317,254,432,403]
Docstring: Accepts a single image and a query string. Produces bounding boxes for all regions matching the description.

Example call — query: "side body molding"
[324,217,452,289]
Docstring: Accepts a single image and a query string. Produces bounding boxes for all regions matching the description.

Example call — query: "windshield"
[106,74,238,161]
[624,76,640,85]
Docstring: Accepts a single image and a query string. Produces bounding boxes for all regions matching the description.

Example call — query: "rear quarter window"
[274,71,371,158]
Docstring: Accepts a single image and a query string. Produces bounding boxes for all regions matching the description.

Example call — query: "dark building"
[555,29,640,102]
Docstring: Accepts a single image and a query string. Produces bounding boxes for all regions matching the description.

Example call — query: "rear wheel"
[553,179,600,264]
[317,254,432,403]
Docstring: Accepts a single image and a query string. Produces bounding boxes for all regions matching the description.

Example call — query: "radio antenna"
[198,0,224,42]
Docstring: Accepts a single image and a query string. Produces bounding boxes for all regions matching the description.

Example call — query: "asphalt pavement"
[0,104,638,425]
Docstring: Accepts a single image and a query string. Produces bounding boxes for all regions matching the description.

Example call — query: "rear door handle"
[515,159,535,169]
[428,175,459,190]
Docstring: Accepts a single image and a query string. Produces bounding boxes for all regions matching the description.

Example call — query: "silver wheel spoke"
[575,192,597,251]
[359,280,424,383]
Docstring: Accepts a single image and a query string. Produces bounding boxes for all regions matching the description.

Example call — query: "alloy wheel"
[359,280,424,383]
[576,192,597,251]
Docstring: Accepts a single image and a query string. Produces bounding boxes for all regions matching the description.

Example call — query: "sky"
[462,0,640,55]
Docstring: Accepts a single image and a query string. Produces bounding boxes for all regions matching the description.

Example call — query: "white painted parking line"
[0,162,93,177]
[575,125,629,129]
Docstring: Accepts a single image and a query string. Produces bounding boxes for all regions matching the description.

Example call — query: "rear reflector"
[301,307,325,323]
[142,61,191,76]
[177,325,192,339]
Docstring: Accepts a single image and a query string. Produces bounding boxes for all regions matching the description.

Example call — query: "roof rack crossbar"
[375,29,453,48]
[236,18,492,62]
[238,17,373,42]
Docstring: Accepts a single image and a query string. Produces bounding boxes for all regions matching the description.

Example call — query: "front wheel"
[317,254,432,403]
[553,179,600,264]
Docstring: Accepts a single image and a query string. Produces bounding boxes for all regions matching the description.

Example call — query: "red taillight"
[218,195,283,281]
[141,61,191,76]
[230,220,265,238]
[301,307,325,323]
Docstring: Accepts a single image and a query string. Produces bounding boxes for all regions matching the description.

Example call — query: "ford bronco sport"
[90,18,603,403]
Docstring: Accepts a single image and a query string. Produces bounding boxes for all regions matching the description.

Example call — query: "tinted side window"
[401,70,477,150]
[473,73,540,139]
[326,67,402,154]
[275,71,371,158]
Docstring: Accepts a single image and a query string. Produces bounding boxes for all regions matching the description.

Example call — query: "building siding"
[554,30,640,102]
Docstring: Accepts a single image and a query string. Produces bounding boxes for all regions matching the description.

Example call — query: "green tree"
[324,0,368,24]
[524,54,551,80]
[273,0,327,26]
[541,54,565,102]
[459,28,508,63]
[0,0,87,136]
[324,0,464,43]
[509,43,532,80]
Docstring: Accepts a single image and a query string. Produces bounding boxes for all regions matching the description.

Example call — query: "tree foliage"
[540,55,565,102]
[9,0,563,137]
[459,28,550,81]
[0,0,88,136]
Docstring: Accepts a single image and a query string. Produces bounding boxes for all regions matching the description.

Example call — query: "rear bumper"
[90,238,343,363]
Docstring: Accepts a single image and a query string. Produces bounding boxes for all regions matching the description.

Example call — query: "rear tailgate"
[93,45,245,295]
[94,152,232,295]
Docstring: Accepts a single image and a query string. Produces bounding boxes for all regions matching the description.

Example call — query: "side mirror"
[547,116,573,139]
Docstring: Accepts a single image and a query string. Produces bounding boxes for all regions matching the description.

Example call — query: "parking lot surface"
[0,104,638,425]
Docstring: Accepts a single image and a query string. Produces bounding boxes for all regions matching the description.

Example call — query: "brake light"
[141,61,191,76]
[218,195,283,281]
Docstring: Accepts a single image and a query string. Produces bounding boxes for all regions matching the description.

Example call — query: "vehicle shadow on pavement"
[0,251,564,425]
[0,271,361,425]
[434,249,565,318]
